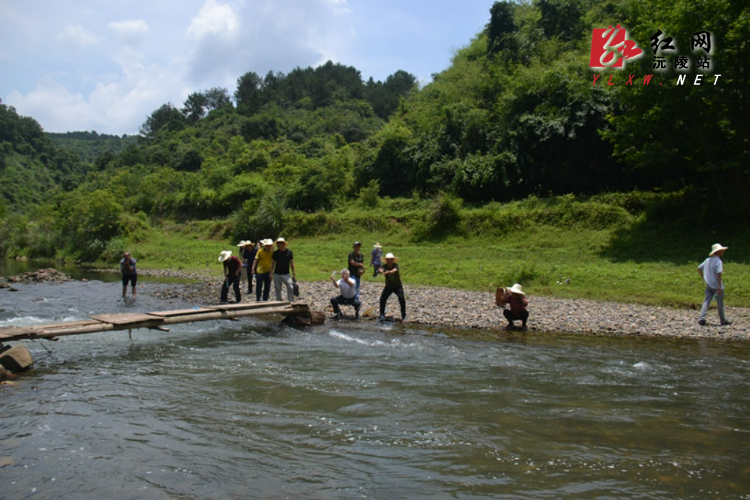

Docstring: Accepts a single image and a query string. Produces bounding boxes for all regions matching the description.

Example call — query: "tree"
[139,103,185,140]
[182,92,209,123]
[235,72,264,115]
[604,0,750,211]
[204,87,232,111]
[535,0,583,42]
[486,1,517,54]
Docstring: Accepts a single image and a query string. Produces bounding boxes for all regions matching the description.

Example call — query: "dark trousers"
[379,285,406,318]
[331,295,360,317]
[256,272,271,301]
[221,275,241,303]
[503,309,529,326]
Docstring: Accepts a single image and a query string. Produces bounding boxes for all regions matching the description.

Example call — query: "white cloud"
[109,19,149,45]
[57,24,100,46]
[187,0,239,40]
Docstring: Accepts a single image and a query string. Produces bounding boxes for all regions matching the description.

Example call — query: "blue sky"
[0,0,496,135]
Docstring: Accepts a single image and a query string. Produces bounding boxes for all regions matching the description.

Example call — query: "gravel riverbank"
[132,268,750,342]
[5,268,747,341]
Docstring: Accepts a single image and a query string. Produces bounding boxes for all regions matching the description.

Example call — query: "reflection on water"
[1,281,749,499]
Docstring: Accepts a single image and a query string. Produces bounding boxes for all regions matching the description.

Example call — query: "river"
[1,275,749,499]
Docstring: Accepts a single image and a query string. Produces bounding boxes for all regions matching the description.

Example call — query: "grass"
[120,210,750,309]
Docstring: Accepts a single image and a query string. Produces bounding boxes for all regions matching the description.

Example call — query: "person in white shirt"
[697,243,731,326]
[330,269,360,319]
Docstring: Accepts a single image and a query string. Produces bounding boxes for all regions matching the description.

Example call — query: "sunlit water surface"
[1,278,749,499]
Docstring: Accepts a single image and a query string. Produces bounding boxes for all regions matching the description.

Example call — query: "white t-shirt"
[338,278,356,299]
[699,255,724,290]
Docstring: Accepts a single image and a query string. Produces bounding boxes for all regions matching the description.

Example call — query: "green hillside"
[0,0,748,306]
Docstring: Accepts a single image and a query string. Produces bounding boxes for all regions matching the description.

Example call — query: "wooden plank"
[0,301,312,342]
[206,301,290,311]
[147,308,213,318]
[89,313,165,326]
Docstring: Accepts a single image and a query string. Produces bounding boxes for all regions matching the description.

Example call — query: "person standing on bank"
[219,250,242,303]
[378,253,406,321]
[697,243,731,326]
[252,239,274,302]
[348,242,365,301]
[496,283,529,330]
[242,240,257,294]
[120,251,137,298]
[371,243,383,277]
[271,237,296,302]
[330,269,360,319]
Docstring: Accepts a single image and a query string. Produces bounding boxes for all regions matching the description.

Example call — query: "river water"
[1,276,749,499]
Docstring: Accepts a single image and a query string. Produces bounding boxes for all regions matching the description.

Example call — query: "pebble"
[148,272,750,342]
[8,268,749,341]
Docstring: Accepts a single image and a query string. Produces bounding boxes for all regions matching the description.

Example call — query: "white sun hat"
[218,250,232,262]
[236,240,247,247]
[709,243,728,256]
[508,283,525,295]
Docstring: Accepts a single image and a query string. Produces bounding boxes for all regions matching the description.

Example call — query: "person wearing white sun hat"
[378,253,406,321]
[252,239,274,301]
[496,283,529,330]
[697,243,731,326]
[219,250,242,303]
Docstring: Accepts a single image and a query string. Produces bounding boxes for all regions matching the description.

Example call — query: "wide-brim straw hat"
[236,240,247,247]
[709,243,728,256]
[508,283,525,295]
[276,237,286,244]
[218,250,232,262]
[384,252,399,262]
[262,239,274,246]
[373,243,382,248]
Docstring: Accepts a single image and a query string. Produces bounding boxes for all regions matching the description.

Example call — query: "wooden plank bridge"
[0,301,314,343]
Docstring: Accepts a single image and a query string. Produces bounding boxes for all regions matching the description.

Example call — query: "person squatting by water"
[379,253,406,321]
[240,240,257,295]
[496,283,529,330]
[219,250,242,303]
[371,243,383,277]
[330,269,360,319]
[252,239,274,301]
[120,251,137,298]
[272,238,296,302]
[697,243,731,326]
[348,241,366,301]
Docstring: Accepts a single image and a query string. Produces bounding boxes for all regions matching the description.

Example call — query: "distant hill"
[47,131,138,164]
[0,102,90,209]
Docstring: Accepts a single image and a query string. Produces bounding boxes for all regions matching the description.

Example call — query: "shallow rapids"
[2,280,749,499]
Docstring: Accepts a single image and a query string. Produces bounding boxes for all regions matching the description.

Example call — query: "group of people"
[119,241,732,330]
[330,242,405,321]
[218,238,296,304]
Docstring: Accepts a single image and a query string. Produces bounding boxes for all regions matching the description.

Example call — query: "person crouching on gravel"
[496,283,529,330]
[330,269,360,319]
[378,253,406,321]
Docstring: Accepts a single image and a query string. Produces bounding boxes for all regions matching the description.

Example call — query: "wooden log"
[0,302,312,342]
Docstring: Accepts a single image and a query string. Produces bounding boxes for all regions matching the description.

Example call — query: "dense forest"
[0,0,747,261]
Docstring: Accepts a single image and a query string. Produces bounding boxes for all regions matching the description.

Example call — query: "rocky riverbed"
[141,270,750,342]
[5,267,749,341]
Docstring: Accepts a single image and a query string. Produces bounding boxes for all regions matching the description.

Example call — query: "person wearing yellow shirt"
[252,239,274,301]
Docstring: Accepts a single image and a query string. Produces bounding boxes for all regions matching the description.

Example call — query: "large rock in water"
[283,310,326,326]
[0,345,33,373]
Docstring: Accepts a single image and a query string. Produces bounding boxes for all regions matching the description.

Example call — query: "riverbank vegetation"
[0,0,748,307]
